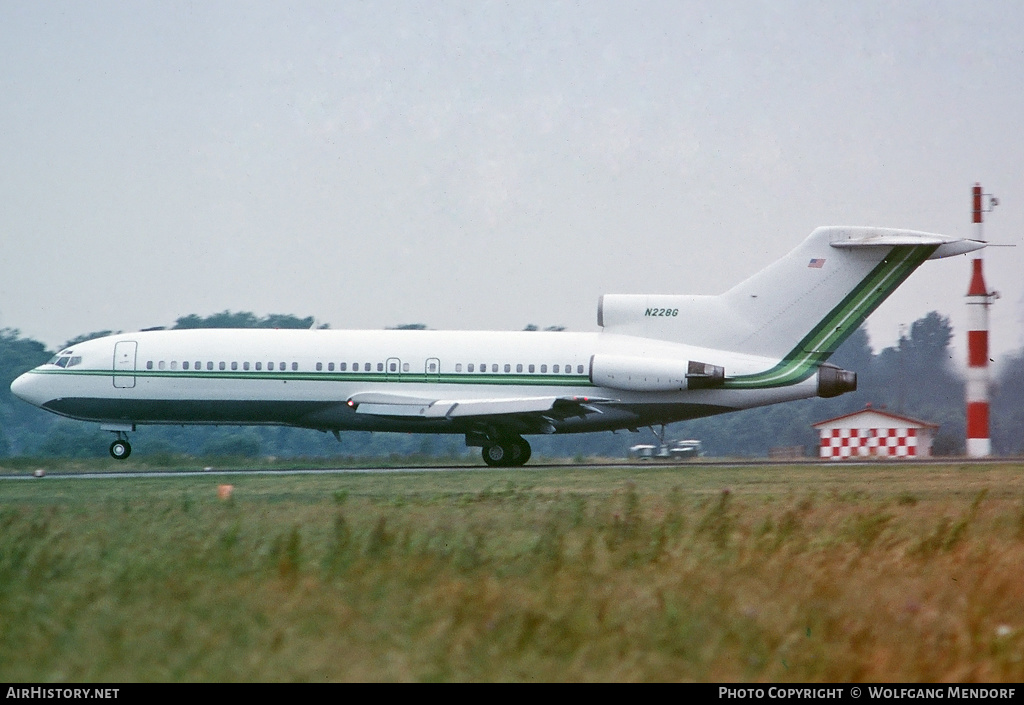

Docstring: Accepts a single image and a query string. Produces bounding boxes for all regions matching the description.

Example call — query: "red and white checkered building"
[813,405,938,459]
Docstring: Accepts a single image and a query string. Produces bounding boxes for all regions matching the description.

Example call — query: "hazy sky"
[2,1,1022,364]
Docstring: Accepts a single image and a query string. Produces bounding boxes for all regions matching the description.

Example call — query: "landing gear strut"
[481,437,531,467]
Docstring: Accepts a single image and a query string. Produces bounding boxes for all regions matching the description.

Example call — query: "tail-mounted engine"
[817,364,857,398]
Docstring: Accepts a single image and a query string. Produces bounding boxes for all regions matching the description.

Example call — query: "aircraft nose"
[10,371,47,408]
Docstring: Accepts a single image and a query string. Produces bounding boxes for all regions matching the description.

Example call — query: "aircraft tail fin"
[599,227,983,360]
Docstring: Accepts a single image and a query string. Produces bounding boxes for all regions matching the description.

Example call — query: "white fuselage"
[11,328,816,436]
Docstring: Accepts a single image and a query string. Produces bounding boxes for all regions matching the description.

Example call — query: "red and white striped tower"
[966,183,992,457]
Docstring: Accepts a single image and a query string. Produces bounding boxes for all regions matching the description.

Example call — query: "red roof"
[812,403,938,430]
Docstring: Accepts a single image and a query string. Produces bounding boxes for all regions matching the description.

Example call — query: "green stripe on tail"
[725,244,937,389]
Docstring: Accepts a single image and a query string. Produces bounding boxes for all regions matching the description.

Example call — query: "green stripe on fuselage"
[28,368,592,387]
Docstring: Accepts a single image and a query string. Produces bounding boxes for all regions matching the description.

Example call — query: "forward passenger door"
[113,341,137,389]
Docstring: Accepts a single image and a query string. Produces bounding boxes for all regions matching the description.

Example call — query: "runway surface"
[1,457,1018,481]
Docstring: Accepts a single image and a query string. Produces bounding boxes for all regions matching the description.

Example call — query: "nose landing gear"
[101,424,135,461]
[109,437,132,460]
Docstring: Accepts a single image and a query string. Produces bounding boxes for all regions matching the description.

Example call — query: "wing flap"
[347,392,615,419]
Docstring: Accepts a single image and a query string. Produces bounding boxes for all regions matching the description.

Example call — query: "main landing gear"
[481,437,532,467]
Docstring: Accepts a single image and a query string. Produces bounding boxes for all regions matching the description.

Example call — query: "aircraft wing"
[346,392,614,420]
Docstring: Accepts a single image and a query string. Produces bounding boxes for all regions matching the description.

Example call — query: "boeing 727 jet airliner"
[11,227,982,465]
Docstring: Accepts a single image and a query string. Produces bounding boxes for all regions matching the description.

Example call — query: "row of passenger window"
[143,360,587,375]
[146,361,413,373]
[146,360,299,371]
[316,362,584,374]
[316,362,408,372]
[455,363,585,374]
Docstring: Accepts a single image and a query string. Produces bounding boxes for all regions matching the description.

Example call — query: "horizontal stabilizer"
[827,227,985,259]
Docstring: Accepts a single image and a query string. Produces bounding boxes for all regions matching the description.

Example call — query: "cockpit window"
[48,353,83,368]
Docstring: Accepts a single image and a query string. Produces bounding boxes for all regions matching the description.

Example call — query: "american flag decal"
[808,258,825,268]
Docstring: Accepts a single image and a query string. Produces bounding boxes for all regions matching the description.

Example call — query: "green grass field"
[1,461,1023,682]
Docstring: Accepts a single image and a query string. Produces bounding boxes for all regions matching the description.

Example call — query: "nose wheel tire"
[109,440,132,460]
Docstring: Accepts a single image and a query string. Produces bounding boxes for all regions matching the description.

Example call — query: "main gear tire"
[482,444,507,467]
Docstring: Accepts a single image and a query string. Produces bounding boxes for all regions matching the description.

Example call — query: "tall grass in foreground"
[1,471,1023,681]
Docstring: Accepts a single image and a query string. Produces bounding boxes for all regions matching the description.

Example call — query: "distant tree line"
[172,311,320,330]
[1,310,1022,460]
